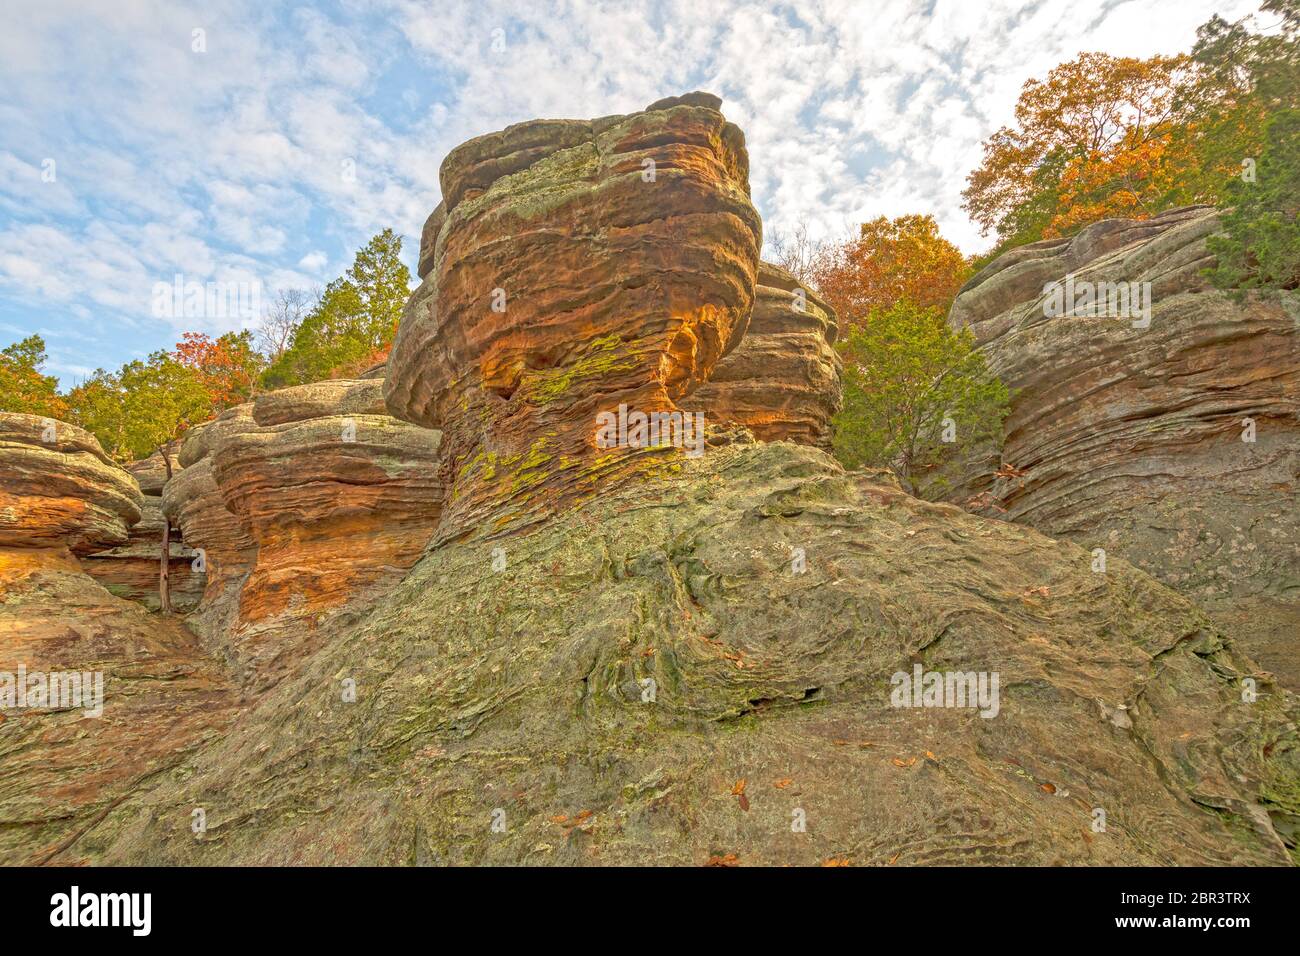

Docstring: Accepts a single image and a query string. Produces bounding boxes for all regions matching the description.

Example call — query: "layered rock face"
[166,381,443,691]
[0,414,141,554]
[692,262,841,447]
[948,205,1300,688]
[163,405,260,644]
[82,445,203,611]
[0,414,236,864]
[68,441,1298,866]
[386,92,763,539]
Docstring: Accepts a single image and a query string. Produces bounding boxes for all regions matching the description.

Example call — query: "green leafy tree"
[832,301,1010,498]
[263,229,411,387]
[0,335,67,419]
[1207,108,1300,291]
[65,352,210,462]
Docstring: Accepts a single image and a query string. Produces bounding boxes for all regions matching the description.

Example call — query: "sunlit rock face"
[163,405,260,647]
[691,261,841,448]
[82,444,203,611]
[162,382,443,691]
[0,413,141,556]
[0,415,237,865]
[385,91,763,540]
[947,205,1300,688]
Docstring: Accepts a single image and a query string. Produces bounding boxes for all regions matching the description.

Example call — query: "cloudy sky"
[0,0,1259,383]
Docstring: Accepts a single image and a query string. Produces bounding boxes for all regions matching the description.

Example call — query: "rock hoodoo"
[385,91,763,539]
[167,381,443,691]
[948,205,1300,688]
[692,261,841,448]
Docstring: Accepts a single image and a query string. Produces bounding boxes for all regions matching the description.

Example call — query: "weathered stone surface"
[0,413,142,554]
[0,546,237,865]
[81,496,204,611]
[163,407,259,647]
[416,202,445,280]
[692,261,841,447]
[251,378,386,427]
[948,205,1300,689]
[160,383,445,691]
[63,442,1298,865]
[81,442,202,611]
[385,92,762,539]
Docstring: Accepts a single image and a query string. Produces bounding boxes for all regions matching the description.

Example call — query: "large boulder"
[163,383,443,692]
[947,205,1300,688]
[0,413,141,554]
[66,441,1299,866]
[163,406,261,647]
[385,92,763,540]
[692,261,841,448]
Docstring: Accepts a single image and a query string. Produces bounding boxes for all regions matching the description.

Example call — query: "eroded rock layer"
[59,442,1299,866]
[163,407,260,647]
[386,92,763,539]
[0,415,237,864]
[82,445,203,611]
[692,261,841,447]
[165,383,444,691]
[0,414,141,554]
[948,205,1300,688]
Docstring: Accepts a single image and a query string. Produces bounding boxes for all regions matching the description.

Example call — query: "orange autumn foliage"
[813,214,971,329]
[963,52,1198,241]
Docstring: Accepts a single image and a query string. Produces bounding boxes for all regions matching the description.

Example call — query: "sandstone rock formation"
[386,91,763,540]
[64,441,1299,866]
[947,205,1300,688]
[692,261,841,447]
[82,445,203,611]
[6,104,1299,871]
[0,414,141,554]
[163,405,260,645]
[0,413,236,864]
[164,382,443,692]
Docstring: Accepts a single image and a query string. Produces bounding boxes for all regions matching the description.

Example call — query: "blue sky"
[0,0,1258,385]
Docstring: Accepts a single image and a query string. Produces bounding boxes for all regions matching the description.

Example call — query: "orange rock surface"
[385,92,762,538]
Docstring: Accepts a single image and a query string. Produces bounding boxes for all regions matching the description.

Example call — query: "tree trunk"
[159,447,174,614]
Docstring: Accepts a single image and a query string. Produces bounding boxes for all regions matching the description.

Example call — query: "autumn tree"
[0,335,67,419]
[813,214,972,329]
[174,330,262,410]
[832,301,1009,499]
[263,229,411,387]
[963,52,1196,245]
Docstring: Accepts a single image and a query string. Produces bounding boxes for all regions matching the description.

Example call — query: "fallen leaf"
[773,778,794,789]
[737,793,750,812]
[1040,782,1056,794]
[549,815,569,825]
[822,857,851,867]
[888,852,900,865]
[925,751,937,761]
[731,779,747,796]
[572,809,594,823]
[705,853,739,867]
[892,756,917,768]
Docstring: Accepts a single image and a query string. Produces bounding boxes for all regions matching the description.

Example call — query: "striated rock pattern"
[164,383,443,691]
[0,416,237,864]
[163,406,260,646]
[60,441,1298,866]
[692,261,841,447]
[82,444,203,611]
[0,413,141,554]
[947,205,1300,688]
[386,92,763,539]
